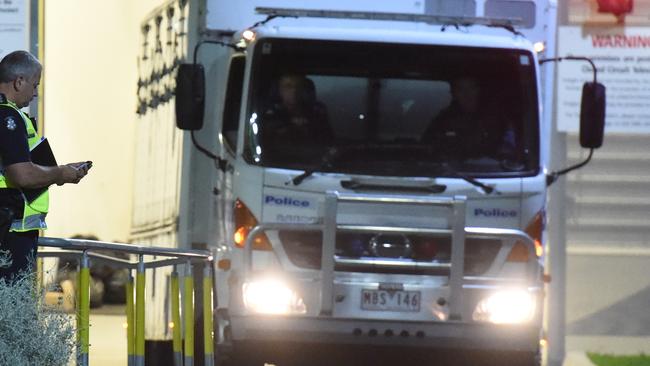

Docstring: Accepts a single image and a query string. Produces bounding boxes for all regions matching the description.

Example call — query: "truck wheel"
[214,354,233,366]
[510,350,541,366]
[218,353,266,366]
[219,341,274,366]
[214,309,234,365]
[462,350,541,366]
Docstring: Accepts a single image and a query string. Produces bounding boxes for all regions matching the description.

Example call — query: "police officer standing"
[0,50,90,281]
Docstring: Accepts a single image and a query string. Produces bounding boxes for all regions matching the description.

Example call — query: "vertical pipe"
[184,262,194,366]
[548,126,567,366]
[171,267,182,366]
[78,251,90,366]
[135,256,145,366]
[36,0,45,133]
[126,272,135,366]
[203,264,214,366]
[320,192,337,315]
[547,4,566,365]
[243,229,252,279]
[448,196,466,320]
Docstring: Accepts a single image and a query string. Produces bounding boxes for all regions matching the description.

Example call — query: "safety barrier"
[36,237,215,366]
[243,192,539,320]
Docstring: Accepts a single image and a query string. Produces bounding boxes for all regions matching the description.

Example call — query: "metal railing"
[37,237,214,366]
[243,192,468,318]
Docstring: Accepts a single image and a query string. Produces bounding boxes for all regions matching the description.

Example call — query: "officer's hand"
[57,163,89,185]
[71,161,92,175]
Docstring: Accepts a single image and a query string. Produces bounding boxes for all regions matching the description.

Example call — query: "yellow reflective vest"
[0,100,48,232]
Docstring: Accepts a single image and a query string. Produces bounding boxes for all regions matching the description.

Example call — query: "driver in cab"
[260,73,333,163]
[420,76,516,160]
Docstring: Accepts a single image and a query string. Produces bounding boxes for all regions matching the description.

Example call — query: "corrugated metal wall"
[132,0,188,242]
[131,103,183,241]
[131,0,189,339]
[566,134,650,254]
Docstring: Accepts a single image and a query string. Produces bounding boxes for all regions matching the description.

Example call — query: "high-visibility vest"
[0,100,48,232]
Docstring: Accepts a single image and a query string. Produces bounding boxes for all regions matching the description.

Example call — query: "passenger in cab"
[421,76,516,160]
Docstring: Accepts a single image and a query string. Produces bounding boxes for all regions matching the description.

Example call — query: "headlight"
[242,279,306,315]
[473,289,536,324]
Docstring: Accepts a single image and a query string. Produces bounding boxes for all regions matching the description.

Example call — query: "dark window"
[245,39,540,178]
[222,55,246,151]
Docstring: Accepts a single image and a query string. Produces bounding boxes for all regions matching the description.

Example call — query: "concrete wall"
[43,0,166,242]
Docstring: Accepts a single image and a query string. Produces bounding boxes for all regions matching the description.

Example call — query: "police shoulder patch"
[5,116,16,131]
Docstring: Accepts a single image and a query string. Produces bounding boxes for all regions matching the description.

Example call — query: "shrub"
[0,251,77,365]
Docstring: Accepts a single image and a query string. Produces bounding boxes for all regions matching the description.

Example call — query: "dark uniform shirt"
[0,94,30,168]
[0,93,30,208]
[421,102,515,159]
[260,102,333,164]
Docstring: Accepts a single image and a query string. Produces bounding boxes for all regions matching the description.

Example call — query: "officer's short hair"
[0,51,42,83]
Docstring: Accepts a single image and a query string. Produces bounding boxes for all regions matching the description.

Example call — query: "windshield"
[244,38,539,178]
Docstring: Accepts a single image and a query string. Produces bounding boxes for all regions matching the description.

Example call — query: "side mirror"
[579,82,606,149]
[175,64,205,130]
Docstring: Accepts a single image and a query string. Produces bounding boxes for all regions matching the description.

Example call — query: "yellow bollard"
[126,272,135,366]
[135,256,145,366]
[171,268,182,366]
[203,265,215,366]
[184,262,195,366]
[78,252,90,366]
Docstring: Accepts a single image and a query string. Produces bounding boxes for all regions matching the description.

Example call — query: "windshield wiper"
[448,171,497,195]
[291,147,340,186]
[292,143,395,185]
[291,145,497,194]
[340,179,446,193]
[291,169,317,186]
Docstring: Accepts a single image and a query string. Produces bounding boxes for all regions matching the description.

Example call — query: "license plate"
[361,289,421,312]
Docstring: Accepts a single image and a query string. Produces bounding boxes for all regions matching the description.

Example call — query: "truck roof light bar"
[255,7,523,28]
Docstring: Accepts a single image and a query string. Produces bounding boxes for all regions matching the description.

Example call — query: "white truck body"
[134,0,568,364]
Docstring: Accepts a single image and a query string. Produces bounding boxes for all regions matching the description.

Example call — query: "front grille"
[279,230,502,276]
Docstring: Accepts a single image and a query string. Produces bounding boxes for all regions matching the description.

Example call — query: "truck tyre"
[509,350,542,366]
[214,309,234,366]
[218,351,265,366]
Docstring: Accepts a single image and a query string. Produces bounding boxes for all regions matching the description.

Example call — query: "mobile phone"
[76,161,93,170]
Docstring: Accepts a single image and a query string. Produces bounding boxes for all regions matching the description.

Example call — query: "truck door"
[221,54,246,155]
[216,54,246,252]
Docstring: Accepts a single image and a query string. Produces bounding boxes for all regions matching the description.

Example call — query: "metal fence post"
[135,255,145,366]
[448,196,466,320]
[203,264,214,366]
[126,271,135,366]
[171,266,182,366]
[35,237,213,366]
[78,251,90,366]
[183,261,194,366]
[320,192,337,315]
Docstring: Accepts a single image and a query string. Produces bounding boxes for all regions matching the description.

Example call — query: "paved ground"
[86,312,598,366]
[563,352,595,366]
[565,253,650,357]
[561,252,650,366]
[566,254,650,335]
[85,252,650,365]
[88,307,127,366]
